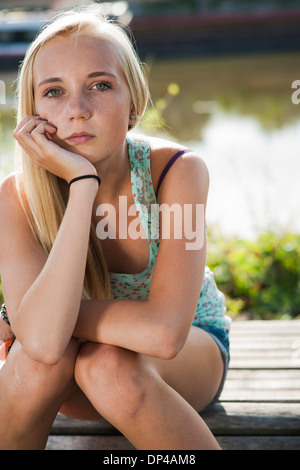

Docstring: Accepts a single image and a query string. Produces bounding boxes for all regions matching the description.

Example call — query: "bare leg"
[74,327,223,450]
[0,338,80,450]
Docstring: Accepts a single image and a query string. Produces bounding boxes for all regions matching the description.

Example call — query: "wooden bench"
[45,320,300,450]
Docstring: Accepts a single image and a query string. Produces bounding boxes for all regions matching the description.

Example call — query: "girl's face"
[33,35,133,163]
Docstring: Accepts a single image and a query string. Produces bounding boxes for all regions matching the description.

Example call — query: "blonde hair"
[15,7,149,299]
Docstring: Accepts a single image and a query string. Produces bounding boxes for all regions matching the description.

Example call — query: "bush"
[207,230,300,320]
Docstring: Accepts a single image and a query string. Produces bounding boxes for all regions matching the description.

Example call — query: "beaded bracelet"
[0,302,10,326]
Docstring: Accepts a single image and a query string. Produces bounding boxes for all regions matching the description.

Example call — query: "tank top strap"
[156,148,193,197]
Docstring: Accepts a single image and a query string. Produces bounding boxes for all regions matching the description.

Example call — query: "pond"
[1,50,300,239]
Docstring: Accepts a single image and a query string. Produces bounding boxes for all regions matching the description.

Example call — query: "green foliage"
[207,231,300,320]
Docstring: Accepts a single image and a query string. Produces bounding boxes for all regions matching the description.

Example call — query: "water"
[192,112,300,238]
[0,51,299,239]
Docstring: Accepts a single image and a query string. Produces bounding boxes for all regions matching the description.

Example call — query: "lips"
[66,132,95,145]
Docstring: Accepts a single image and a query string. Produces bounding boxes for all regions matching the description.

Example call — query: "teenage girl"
[0,9,230,450]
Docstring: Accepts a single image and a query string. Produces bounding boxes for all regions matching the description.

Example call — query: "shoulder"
[0,173,20,217]
[146,135,209,197]
[0,173,36,262]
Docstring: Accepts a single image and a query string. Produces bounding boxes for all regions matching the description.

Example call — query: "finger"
[30,123,60,164]
[14,116,56,136]
[16,121,56,148]
[30,121,57,142]
[14,116,45,140]
[13,115,36,137]
[14,119,57,159]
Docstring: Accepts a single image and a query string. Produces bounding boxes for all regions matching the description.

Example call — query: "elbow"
[155,324,187,360]
[13,310,70,366]
[31,351,62,366]
[26,347,62,366]
[22,336,64,366]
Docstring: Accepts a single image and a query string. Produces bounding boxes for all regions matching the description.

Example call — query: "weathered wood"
[220,368,300,401]
[46,435,134,450]
[45,434,300,451]
[52,414,119,436]
[216,436,300,451]
[229,320,300,331]
[229,356,299,369]
[52,402,300,438]
[201,402,300,435]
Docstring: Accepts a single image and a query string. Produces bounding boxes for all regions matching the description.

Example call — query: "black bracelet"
[68,174,101,187]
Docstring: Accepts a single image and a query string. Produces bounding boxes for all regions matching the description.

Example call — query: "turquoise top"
[109,135,231,333]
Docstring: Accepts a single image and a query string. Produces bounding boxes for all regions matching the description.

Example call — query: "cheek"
[34,103,56,126]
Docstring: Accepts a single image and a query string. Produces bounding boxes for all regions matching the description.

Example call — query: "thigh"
[59,380,104,421]
[61,328,224,420]
[0,338,81,449]
[143,326,224,412]
[1,337,102,423]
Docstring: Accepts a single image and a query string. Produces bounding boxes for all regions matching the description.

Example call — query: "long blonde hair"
[15,7,149,299]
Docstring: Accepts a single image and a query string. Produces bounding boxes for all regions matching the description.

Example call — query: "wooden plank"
[230,320,300,331]
[230,338,300,348]
[46,435,134,450]
[52,414,119,436]
[45,434,300,451]
[228,321,300,368]
[221,368,300,401]
[226,369,300,379]
[201,402,300,436]
[229,357,299,369]
[220,390,300,402]
[216,436,300,451]
[52,402,300,438]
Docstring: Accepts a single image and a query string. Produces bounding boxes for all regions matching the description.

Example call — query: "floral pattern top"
[109,135,231,333]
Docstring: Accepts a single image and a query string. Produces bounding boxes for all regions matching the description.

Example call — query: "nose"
[67,93,91,121]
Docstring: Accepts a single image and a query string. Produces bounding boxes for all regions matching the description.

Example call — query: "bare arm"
[73,153,209,359]
[13,180,97,363]
[0,116,98,364]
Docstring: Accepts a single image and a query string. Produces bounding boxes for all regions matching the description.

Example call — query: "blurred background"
[0,0,300,320]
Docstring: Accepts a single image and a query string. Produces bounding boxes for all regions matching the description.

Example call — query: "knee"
[4,338,79,401]
[75,343,153,420]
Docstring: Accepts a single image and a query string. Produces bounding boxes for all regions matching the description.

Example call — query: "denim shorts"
[198,324,230,406]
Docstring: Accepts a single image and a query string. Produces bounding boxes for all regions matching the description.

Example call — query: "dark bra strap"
[156,149,192,197]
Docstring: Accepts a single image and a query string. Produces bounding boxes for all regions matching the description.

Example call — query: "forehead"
[33,35,121,82]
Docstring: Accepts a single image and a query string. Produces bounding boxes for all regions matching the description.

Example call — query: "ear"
[128,104,135,129]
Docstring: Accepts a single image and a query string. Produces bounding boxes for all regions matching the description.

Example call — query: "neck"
[94,139,130,203]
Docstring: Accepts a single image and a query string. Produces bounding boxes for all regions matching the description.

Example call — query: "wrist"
[68,176,99,200]
[69,174,101,188]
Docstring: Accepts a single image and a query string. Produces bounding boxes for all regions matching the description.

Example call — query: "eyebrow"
[37,71,118,89]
